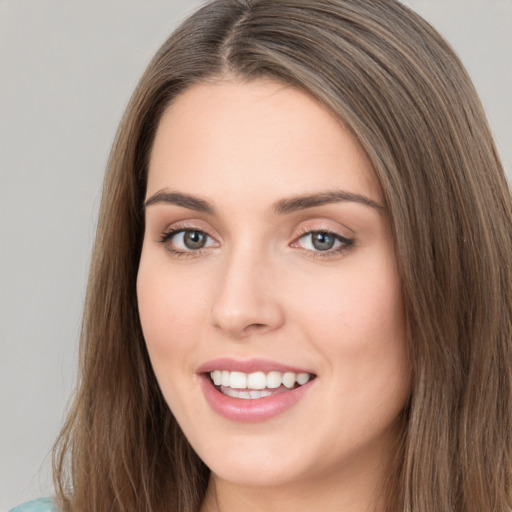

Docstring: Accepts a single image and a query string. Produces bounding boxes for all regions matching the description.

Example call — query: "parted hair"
[53,1,512,511]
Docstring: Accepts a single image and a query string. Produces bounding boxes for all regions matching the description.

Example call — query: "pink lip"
[197,358,316,423]
[196,357,314,374]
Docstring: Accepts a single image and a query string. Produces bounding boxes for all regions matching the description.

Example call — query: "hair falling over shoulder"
[52,1,512,511]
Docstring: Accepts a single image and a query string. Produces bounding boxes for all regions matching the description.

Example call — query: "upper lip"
[196,357,315,375]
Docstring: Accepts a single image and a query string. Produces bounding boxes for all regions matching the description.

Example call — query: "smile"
[197,360,317,422]
[209,370,313,399]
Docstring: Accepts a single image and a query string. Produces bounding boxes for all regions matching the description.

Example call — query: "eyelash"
[157,225,355,259]
[291,227,354,259]
[158,225,214,258]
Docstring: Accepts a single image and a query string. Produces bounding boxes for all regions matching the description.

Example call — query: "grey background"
[1,1,510,510]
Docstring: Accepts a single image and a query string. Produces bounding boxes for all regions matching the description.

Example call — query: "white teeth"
[209,370,312,391]
[247,371,266,390]
[222,387,273,399]
[230,371,247,389]
[211,370,222,386]
[249,389,272,399]
[282,372,296,389]
[223,387,247,399]
[267,371,282,389]
[297,372,310,385]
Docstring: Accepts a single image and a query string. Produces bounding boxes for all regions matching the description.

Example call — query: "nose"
[210,248,285,339]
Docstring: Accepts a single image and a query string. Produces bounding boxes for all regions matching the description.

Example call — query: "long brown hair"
[53,1,512,511]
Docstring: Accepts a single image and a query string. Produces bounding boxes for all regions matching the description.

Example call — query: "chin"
[207,458,306,488]
[189,433,310,487]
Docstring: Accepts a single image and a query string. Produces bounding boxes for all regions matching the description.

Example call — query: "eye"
[293,230,353,255]
[180,230,208,250]
[159,228,217,253]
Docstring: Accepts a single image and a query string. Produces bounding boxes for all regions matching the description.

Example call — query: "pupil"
[312,232,335,251]
[184,231,206,249]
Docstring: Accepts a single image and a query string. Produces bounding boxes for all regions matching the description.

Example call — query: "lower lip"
[199,374,314,422]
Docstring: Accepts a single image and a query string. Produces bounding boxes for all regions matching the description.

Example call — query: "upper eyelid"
[160,226,216,243]
[160,221,219,239]
[159,225,350,239]
[156,221,354,246]
[293,230,353,247]
[293,222,353,240]
[296,225,344,236]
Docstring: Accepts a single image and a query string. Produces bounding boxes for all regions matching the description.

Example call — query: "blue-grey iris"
[312,232,336,251]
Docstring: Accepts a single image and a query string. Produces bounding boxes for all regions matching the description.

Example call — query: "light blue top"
[9,498,56,512]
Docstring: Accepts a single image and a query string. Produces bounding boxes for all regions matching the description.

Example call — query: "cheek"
[136,254,209,423]
[136,252,204,372]
[290,253,408,401]
[293,259,404,347]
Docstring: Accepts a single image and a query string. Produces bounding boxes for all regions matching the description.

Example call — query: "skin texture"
[137,79,411,512]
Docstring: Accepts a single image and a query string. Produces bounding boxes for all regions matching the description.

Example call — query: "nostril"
[243,323,267,333]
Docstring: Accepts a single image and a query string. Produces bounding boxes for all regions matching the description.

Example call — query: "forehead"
[147,79,380,203]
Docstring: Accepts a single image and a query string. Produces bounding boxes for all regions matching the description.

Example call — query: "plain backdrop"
[1,1,511,510]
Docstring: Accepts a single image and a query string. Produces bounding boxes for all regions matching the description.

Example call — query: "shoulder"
[8,498,57,512]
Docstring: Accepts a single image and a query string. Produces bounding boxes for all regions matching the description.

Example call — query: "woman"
[13,0,512,511]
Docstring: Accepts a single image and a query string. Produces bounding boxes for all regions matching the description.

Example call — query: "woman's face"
[137,79,410,492]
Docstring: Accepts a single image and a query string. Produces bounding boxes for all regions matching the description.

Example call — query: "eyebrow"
[143,190,215,214]
[142,189,384,215]
[272,190,384,214]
